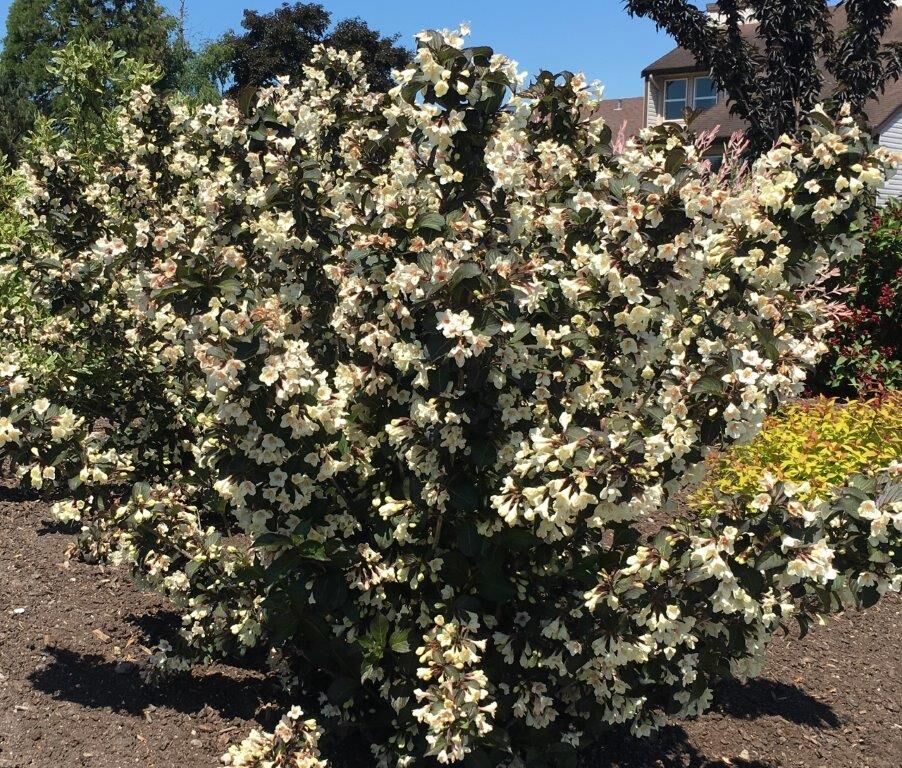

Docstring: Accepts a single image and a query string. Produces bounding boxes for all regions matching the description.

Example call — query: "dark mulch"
[1,484,900,768]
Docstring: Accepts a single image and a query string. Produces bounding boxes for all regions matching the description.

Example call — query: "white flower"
[751,492,772,512]
[858,500,879,520]
[436,309,475,338]
[8,375,29,396]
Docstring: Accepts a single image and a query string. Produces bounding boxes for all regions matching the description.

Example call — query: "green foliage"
[225,1,411,94]
[0,0,177,158]
[0,165,32,362]
[812,200,902,396]
[0,78,36,164]
[694,397,902,514]
[26,40,160,160]
[1,40,160,427]
[0,161,25,245]
[171,35,236,102]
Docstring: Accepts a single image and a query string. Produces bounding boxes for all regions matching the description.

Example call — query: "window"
[694,77,717,111]
[664,79,687,121]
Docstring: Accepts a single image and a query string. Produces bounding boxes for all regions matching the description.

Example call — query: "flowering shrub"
[0,162,24,243]
[0,163,28,350]
[223,707,328,768]
[685,464,902,623]
[693,396,902,514]
[1,27,900,767]
[810,200,902,395]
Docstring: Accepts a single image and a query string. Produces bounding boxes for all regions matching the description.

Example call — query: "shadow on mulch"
[29,646,283,726]
[587,724,777,767]
[124,609,277,672]
[36,519,79,536]
[123,609,195,648]
[579,676,839,767]
[582,678,837,767]
[0,483,46,503]
[29,642,833,768]
[712,677,839,727]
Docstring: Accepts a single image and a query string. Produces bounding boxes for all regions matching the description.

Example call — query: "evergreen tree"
[0,77,35,162]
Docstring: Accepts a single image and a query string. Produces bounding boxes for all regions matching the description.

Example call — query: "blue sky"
[0,1,707,98]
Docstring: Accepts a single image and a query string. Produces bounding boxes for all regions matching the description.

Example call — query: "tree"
[625,0,902,153]
[0,0,177,159]
[226,2,410,94]
[0,0,177,108]
[175,36,237,102]
[0,79,35,163]
[327,17,413,92]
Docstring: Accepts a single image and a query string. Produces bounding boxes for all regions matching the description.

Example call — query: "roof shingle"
[593,96,646,141]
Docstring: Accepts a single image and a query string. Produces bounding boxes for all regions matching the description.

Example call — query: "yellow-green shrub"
[695,396,902,512]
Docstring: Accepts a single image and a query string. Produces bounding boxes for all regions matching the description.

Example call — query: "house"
[594,96,645,147]
[597,1,902,203]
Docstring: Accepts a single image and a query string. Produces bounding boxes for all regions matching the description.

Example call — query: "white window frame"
[663,78,688,122]
[693,76,717,111]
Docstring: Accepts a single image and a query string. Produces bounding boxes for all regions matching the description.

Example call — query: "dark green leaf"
[415,212,445,232]
[456,524,483,558]
[691,376,724,395]
[388,628,410,654]
[313,571,348,612]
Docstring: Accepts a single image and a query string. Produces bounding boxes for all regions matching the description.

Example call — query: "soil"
[1,484,900,768]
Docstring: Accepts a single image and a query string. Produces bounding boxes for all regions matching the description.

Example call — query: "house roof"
[645,5,902,76]
[688,82,902,141]
[642,27,753,77]
[594,96,645,141]
[643,4,902,137]
[864,77,902,132]
[692,101,747,138]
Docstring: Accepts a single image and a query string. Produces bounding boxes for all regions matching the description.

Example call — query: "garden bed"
[0,483,899,768]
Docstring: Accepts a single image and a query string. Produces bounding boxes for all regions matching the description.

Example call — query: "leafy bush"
[0,161,24,243]
[811,200,902,395]
[0,41,164,482]
[1,28,900,767]
[693,396,902,514]
[683,466,902,628]
[0,164,40,389]
[27,39,160,162]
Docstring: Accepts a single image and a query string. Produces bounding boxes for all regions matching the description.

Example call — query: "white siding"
[646,77,661,127]
[878,106,902,206]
